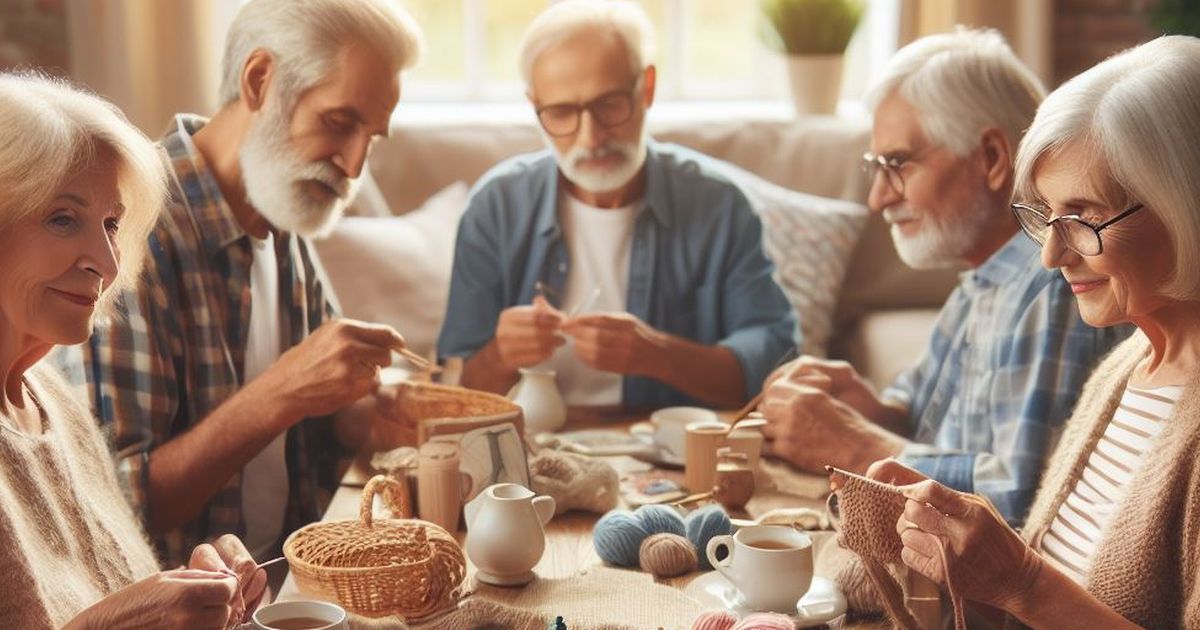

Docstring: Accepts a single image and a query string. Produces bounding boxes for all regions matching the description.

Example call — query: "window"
[399,0,898,105]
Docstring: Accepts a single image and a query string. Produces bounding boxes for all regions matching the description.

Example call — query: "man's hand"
[254,318,407,423]
[494,296,566,369]
[560,312,666,376]
[766,356,891,420]
[761,372,907,474]
[368,383,420,450]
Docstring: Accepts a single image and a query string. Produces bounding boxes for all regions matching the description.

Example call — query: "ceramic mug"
[706,525,814,613]
[636,406,718,460]
[252,600,348,630]
[684,420,728,493]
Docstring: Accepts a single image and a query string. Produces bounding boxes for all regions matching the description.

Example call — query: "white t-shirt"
[540,192,638,405]
[240,232,289,559]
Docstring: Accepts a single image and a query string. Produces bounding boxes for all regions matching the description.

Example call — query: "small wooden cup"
[684,421,727,494]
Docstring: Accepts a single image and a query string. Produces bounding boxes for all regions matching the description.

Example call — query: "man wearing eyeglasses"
[762,29,1133,526]
[437,0,794,410]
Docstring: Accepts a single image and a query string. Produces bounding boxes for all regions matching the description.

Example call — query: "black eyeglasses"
[860,147,934,196]
[1011,201,1145,256]
[535,78,641,137]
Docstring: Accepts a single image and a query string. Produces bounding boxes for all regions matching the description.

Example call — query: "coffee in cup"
[252,601,348,630]
[706,525,814,613]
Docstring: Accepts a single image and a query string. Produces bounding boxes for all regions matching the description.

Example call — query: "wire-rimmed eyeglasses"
[1011,201,1145,256]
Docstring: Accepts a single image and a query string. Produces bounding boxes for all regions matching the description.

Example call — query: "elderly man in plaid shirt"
[53,0,425,569]
[761,30,1133,526]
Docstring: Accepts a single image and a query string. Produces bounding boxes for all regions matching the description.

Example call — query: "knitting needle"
[567,286,601,318]
[256,556,288,570]
[729,391,765,425]
[394,348,442,374]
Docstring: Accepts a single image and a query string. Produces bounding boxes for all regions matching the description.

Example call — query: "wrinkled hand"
[895,480,1043,610]
[560,312,665,376]
[766,356,888,419]
[761,372,904,473]
[69,569,238,630]
[188,536,267,625]
[259,318,407,421]
[494,296,566,369]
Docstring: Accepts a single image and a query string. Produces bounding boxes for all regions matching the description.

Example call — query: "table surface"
[276,410,910,628]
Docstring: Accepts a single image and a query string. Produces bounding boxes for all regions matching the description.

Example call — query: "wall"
[1053,0,1157,86]
[0,0,67,73]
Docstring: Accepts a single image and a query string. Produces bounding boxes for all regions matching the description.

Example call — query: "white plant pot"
[786,53,844,116]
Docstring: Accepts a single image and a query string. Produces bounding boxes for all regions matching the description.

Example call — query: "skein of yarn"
[593,511,650,567]
[635,504,687,536]
[638,533,698,578]
[734,613,796,629]
[684,504,733,570]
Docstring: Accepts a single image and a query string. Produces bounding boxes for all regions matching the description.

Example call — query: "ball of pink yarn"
[732,612,794,630]
[690,610,737,630]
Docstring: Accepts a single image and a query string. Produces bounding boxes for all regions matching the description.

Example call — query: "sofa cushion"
[314,181,469,357]
[718,164,869,356]
[836,308,940,390]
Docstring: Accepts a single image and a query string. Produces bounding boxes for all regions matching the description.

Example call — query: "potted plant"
[759,0,864,115]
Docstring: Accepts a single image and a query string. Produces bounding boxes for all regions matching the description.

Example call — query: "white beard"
[883,194,996,270]
[238,103,360,238]
[542,127,648,195]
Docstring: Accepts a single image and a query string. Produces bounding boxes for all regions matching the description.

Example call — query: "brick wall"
[1054,0,1158,86]
[0,0,68,74]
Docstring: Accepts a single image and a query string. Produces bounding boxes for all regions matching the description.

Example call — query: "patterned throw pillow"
[719,164,870,356]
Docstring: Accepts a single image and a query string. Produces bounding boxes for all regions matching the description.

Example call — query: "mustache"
[565,142,630,166]
[294,160,352,198]
[882,206,916,224]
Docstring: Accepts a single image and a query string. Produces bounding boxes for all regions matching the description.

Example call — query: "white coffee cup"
[642,406,718,458]
[252,600,349,630]
[706,525,814,613]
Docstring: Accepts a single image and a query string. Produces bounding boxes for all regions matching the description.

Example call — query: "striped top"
[1041,383,1183,583]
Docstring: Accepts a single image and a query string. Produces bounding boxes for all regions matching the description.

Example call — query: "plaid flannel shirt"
[883,234,1134,526]
[54,114,344,566]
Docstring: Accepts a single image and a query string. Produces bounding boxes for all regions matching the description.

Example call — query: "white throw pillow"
[313,181,470,357]
[718,165,870,356]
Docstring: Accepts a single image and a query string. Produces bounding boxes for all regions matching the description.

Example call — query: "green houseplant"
[758,0,865,115]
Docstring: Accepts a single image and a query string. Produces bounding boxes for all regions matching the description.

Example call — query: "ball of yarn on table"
[690,610,738,630]
[733,613,796,629]
[593,511,650,567]
[638,533,698,578]
[684,504,733,570]
[593,504,686,567]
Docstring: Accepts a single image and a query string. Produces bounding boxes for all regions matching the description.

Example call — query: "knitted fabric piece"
[529,450,619,516]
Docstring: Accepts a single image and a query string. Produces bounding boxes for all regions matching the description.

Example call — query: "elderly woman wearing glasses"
[0,73,265,629]
[852,35,1200,628]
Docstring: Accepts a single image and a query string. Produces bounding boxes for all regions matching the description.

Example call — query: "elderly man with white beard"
[52,0,424,570]
[760,29,1133,526]
[438,0,795,410]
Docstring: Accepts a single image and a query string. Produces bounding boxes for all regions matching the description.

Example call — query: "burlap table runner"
[346,565,706,630]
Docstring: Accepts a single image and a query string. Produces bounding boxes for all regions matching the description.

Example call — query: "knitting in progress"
[827,467,965,630]
[529,450,620,515]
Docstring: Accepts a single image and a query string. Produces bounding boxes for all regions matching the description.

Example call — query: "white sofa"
[316,115,960,390]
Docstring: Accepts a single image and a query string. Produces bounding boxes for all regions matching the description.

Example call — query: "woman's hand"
[895,480,1044,611]
[188,535,268,623]
[64,569,238,629]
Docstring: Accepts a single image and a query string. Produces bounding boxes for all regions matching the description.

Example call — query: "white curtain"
[65,0,242,135]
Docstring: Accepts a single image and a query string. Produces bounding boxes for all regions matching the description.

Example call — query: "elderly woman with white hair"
[0,72,266,629]
[851,35,1200,629]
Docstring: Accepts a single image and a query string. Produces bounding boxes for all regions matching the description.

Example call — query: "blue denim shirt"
[437,142,797,407]
[884,234,1134,526]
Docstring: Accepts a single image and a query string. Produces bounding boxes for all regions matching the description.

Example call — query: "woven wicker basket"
[283,475,467,619]
[391,381,524,443]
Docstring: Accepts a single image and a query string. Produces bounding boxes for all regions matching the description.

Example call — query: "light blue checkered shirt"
[884,233,1133,526]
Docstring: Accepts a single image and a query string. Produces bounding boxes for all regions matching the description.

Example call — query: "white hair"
[0,72,165,317]
[518,0,656,87]
[868,27,1046,157]
[218,0,423,110]
[1014,35,1200,301]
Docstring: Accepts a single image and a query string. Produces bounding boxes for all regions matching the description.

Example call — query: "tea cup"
[705,525,814,613]
[252,600,348,630]
[636,406,718,459]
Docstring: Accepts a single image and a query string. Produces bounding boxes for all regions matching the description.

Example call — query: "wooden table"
[277,410,902,628]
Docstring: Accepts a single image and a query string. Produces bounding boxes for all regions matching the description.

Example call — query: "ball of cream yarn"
[638,533,698,578]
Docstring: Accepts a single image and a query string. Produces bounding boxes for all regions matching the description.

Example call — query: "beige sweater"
[0,363,160,629]
[1014,332,1200,629]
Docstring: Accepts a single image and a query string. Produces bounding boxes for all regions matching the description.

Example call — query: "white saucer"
[684,572,847,627]
[628,423,686,468]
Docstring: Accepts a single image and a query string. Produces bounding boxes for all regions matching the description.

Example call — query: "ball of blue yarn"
[634,504,686,537]
[685,504,733,570]
[593,510,650,567]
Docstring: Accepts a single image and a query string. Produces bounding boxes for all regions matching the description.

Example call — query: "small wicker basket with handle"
[283,475,467,619]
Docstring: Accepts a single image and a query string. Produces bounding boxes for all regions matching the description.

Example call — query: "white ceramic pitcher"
[508,368,566,434]
[464,483,556,586]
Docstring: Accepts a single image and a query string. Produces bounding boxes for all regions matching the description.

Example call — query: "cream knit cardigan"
[0,362,160,628]
[1013,332,1200,629]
